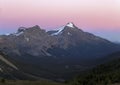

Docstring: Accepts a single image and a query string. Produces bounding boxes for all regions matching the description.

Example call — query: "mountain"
[0,22,120,80]
[47,23,119,60]
[72,52,120,85]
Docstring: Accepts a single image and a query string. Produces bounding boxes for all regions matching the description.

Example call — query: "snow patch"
[67,32,72,36]
[25,37,30,42]
[5,33,10,36]
[18,27,26,32]
[66,22,74,28]
[51,26,65,35]
[14,31,24,36]
[51,22,75,36]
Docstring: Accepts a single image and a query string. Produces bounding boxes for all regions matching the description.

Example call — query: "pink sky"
[0,0,120,41]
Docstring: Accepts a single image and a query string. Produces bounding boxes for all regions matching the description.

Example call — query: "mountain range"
[0,22,120,81]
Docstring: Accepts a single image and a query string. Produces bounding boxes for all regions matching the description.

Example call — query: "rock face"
[0,23,120,80]
[47,23,120,60]
[0,22,120,62]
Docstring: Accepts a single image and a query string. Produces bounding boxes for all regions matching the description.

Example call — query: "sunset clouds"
[0,0,120,41]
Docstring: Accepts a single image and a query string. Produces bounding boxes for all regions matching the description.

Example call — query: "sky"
[0,0,120,42]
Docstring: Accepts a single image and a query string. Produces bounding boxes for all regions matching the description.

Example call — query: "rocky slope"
[0,23,120,80]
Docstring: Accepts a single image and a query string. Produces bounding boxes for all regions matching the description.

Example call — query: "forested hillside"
[72,52,120,85]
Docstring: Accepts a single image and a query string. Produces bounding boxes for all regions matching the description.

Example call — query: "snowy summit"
[66,22,75,28]
[51,22,75,36]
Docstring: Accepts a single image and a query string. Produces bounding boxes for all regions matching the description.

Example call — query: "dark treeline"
[71,59,120,85]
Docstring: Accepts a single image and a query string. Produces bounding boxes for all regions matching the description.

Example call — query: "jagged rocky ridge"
[0,23,120,80]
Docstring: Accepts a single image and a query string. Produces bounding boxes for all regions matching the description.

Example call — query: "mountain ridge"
[0,23,120,80]
[0,23,119,60]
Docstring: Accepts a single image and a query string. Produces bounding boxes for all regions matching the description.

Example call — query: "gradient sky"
[0,0,120,42]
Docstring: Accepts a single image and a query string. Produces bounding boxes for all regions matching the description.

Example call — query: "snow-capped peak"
[18,27,26,32]
[12,27,26,36]
[50,22,75,36]
[66,22,74,28]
